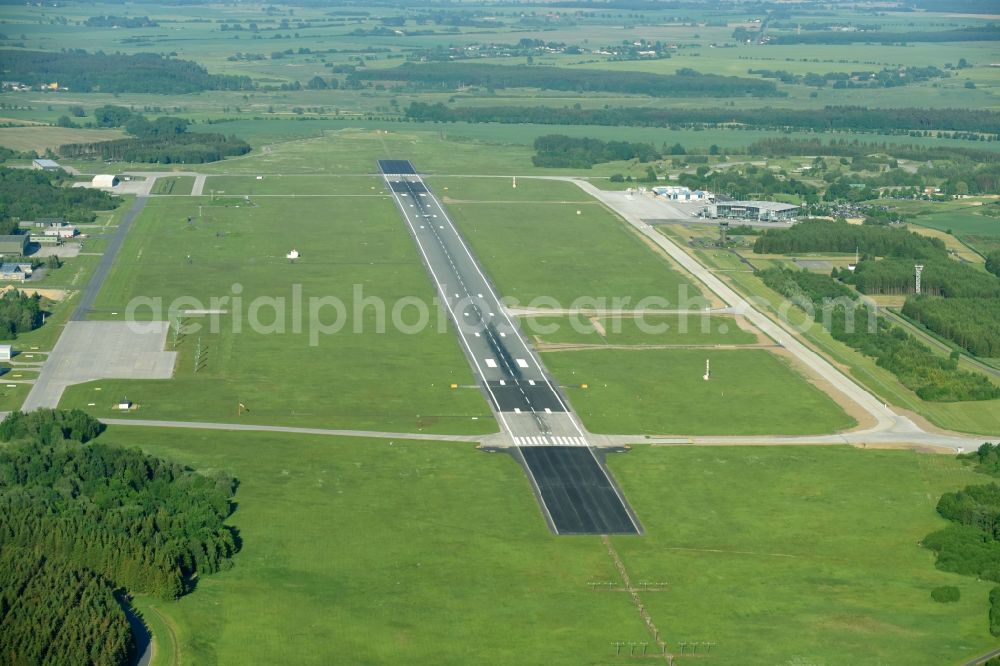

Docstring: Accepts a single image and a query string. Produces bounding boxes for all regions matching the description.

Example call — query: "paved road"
[100,418,482,441]
[566,179,997,450]
[380,160,640,535]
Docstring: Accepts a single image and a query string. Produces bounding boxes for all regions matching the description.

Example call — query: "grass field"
[544,348,857,436]
[521,314,758,347]
[58,191,496,434]
[151,176,195,196]
[95,426,999,665]
[664,225,1000,436]
[436,177,704,307]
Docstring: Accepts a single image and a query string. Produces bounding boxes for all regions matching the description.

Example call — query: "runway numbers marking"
[516,359,529,368]
[485,359,497,368]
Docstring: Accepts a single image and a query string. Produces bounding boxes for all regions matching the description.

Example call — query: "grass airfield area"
[59,188,494,434]
[546,348,857,436]
[101,426,997,665]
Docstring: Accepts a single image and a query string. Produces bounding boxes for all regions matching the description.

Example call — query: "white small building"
[32,159,62,172]
[0,345,11,360]
[92,174,120,188]
[651,185,713,202]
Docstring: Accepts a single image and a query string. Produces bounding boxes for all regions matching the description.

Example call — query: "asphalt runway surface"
[379,160,640,535]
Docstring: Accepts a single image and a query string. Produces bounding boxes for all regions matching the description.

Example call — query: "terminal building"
[709,200,799,222]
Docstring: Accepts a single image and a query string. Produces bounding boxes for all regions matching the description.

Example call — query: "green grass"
[521,314,757,346]
[438,177,704,306]
[151,176,195,196]
[544,348,856,435]
[58,193,495,435]
[687,235,1000,435]
[0,126,125,154]
[96,426,1000,665]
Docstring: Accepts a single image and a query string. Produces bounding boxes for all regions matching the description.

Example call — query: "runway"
[379,160,640,535]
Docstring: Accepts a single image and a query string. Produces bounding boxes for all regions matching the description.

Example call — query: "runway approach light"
[286,249,300,261]
[581,383,588,389]
[450,383,458,389]
[512,176,517,189]
[576,210,582,215]
[703,358,711,381]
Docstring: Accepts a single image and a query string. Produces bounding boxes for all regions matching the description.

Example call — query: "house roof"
[33,159,60,168]
[0,235,27,243]
[0,263,25,273]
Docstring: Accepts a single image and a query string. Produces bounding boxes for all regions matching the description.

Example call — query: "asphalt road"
[72,195,148,321]
[380,160,640,535]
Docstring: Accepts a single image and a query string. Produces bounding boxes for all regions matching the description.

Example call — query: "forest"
[357,63,781,97]
[759,267,999,402]
[0,50,253,94]
[532,134,659,168]
[0,166,119,224]
[404,102,1000,135]
[923,476,1000,636]
[59,106,251,164]
[901,297,1000,358]
[0,290,44,340]
[753,219,946,259]
[840,258,1000,298]
[0,409,240,664]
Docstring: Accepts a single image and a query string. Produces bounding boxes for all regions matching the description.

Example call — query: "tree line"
[0,50,253,94]
[754,219,946,259]
[0,166,120,225]
[358,63,781,97]
[767,24,999,45]
[759,267,999,402]
[923,474,1000,636]
[58,106,250,164]
[840,258,1000,299]
[0,408,241,663]
[532,134,659,168]
[405,102,1000,135]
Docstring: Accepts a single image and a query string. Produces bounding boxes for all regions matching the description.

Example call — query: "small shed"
[0,345,11,361]
[92,174,120,188]
[117,397,133,410]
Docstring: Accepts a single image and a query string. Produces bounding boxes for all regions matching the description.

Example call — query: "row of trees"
[0,50,253,93]
[532,134,659,168]
[405,102,1000,135]
[361,63,781,97]
[842,258,1000,299]
[759,267,1000,402]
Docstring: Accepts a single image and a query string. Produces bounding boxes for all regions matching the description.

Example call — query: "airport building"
[651,185,713,201]
[710,200,799,222]
[32,158,62,172]
[0,235,29,256]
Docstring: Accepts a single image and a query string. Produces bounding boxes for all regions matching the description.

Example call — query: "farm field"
[58,192,495,434]
[95,426,1000,665]
[543,348,856,436]
[0,126,126,154]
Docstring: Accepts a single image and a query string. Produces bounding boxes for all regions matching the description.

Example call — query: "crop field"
[96,426,999,665]
[58,191,495,434]
[0,126,126,154]
[544,348,856,436]
[439,177,703,306]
